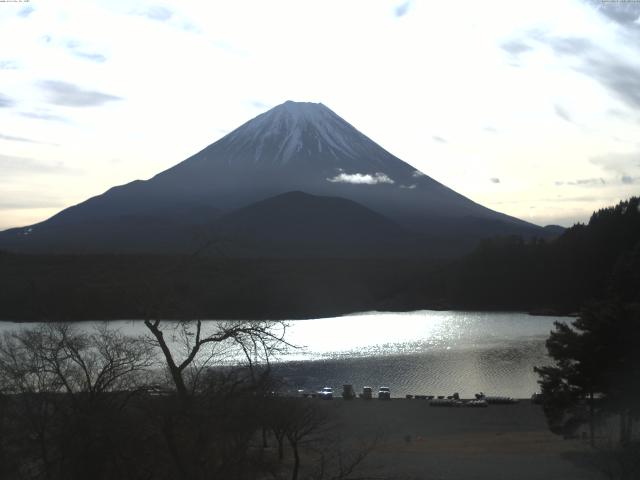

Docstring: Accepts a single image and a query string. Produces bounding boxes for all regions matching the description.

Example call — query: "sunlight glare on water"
[280,310,559,361]
[0,311,567,398]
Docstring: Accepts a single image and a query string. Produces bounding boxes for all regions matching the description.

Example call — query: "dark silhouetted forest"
[0,197,638,321]
[448,197,640,313]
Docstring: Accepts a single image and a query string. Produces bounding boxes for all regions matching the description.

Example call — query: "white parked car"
[318,387,333,399]
[378,386,391,400]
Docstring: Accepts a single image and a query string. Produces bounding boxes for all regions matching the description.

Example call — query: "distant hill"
[0,101,557,257]
[208,191,421,257]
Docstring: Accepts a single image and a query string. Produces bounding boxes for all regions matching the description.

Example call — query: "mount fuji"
[0,101,554,256]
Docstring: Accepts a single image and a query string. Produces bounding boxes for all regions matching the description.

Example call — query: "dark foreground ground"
[317,399,602,480]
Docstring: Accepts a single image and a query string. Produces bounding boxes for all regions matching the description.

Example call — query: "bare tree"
[0,323,155,480]
[280,399,331,480]
[142,318,290,406]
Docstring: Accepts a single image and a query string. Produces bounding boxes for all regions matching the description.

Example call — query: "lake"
[0,310,567,398]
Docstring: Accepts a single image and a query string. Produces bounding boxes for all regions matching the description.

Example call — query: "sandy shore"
[316,399,603,480]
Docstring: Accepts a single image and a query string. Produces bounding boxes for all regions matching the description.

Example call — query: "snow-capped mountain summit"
[0,101,552,256]
[212,100,403,171]
[159,100,412,185]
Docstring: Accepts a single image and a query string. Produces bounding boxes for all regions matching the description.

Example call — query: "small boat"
[465,399,488,408]
[429,398,461,407]
[480,395,518,404]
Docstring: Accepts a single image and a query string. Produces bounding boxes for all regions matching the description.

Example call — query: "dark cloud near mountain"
[490,178,500,184]
[395,1,411,17]
[37,80,121,107]
[0,93,15,108]
[20,111,68,122]
[432,136,447,143]
[554,104,572,122]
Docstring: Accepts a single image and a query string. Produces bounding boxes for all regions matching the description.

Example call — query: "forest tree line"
[0,197,638,321]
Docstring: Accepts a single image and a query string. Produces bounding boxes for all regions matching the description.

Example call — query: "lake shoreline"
[0,307,577,324]
[1,311,564,399]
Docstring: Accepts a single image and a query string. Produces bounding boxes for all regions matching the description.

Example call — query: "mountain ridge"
[0,100,559,256]
[208,190,420,257]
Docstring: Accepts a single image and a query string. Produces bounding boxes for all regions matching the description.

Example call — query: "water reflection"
[0,310,566,398]
[277,311,562,398]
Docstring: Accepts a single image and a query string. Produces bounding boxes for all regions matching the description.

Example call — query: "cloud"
[543,36,592,56]
[554,104,572,122]
[17,6,34,18]
[394,1,411,17]
[490,177,501,184]
[529,32,640,110]
[37,80,122,107]
[412,170,425,177]
[400,184,417,189]
[65,41,107,63]
[432,135,447,143]
[0,93,15,108]
[327,172,395,185]
[554,178,606,186]
[569,178,606,186]
[622,175,634,184]
[483,126,498,133]
[501,40,532,55]
[0,154,75,176]
[585,0,640,28]
[138,5,174,22]
[584,60,640,110]
[251,100,270,109]
[72,51,107,63]
[0,133,58,146]
[590,152,640,176]
[20,111,68,122]
[0,60,18,70]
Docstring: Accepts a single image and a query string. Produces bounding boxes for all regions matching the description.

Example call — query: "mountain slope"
[209,191,420,257]
[0,101,554,256]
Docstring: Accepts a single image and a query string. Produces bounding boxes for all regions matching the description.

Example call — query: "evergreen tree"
[535,302,640,445]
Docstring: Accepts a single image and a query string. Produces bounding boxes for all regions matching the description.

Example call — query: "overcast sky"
[1,0,639,230]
